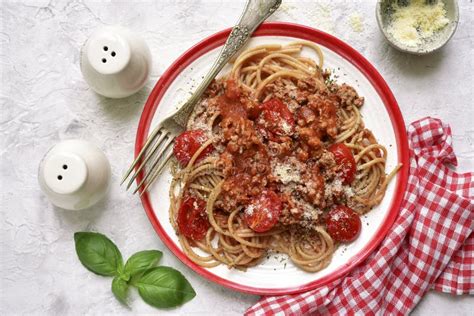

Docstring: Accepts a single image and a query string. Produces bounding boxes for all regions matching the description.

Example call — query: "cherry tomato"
[244,189,282,233]
[173,129,213,167]
[328,143,356,184]
[257,98,295,140]
[326,205,361,242]
[177,196,210,241]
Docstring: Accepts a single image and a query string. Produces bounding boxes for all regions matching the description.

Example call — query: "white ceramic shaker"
[80,25,152,98]
[38,140,111,210]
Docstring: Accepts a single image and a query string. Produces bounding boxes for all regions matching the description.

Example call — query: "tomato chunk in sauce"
[177,196,210,241]
[328,143,356,184]
[244,189,283,233]
[257,98,295,141]
[326,205,361,242]
[173,129,213,167]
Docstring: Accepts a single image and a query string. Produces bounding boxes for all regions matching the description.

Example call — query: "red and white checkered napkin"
[246,118,473,315]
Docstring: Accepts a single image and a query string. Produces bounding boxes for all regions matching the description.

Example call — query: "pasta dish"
[168,41,400,272]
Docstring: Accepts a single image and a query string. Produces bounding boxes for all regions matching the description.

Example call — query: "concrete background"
[1,1,472,314]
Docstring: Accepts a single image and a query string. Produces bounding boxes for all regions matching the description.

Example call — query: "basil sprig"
[74,232,195,309]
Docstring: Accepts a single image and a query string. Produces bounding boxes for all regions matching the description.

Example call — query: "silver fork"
[121,0,282,195]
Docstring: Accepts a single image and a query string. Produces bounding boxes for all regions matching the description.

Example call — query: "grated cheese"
[344,186,355,198]
[186,99,213,134]
[324,177,355,199]
[272,162,301,184]
[245,204,255,216]
[300,202,322,229]
[281,120,293,134]
[324,178,343,199]
[349,13,364,33]
[387,0,450,48]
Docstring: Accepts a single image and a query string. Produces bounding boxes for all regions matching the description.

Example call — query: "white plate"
[136,22,409,295]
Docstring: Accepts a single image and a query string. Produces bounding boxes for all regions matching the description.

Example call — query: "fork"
[121,0,282,194]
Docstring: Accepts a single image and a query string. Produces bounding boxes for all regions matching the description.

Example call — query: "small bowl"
[376,0,459,55]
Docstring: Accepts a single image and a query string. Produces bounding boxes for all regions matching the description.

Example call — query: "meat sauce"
[215,79,340,224]
[181,76,364,235]
[216,84,272,210]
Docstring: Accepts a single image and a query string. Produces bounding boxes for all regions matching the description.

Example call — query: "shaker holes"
[63,165,68,170]
[103,46,108,51]
[57,175,63,180]
[111,51,116,57]
[102,58,107,63]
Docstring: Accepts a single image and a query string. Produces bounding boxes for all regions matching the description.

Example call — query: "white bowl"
[376,0,459,55]
[38,140,111,210]
[80,25,152,98]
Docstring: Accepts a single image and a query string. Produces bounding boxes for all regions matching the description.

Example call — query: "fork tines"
[121,125,175,195]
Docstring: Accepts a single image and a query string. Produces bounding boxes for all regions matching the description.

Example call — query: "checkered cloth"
[246,118,473,315]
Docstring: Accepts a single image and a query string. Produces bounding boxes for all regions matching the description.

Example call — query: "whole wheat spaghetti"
[169,42,401,272]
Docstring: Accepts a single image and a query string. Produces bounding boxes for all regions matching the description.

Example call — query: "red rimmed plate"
[135,22,409,295]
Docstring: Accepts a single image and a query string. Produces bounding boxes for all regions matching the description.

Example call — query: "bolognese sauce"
[168,42,400,272]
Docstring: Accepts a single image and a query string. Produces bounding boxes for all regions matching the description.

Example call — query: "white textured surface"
[0,1,472,315]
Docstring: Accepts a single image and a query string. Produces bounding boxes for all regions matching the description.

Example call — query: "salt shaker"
[80,25,152,98]
[38,140,111,210]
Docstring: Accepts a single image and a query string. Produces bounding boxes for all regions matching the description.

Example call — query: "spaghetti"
[169,42,401,272]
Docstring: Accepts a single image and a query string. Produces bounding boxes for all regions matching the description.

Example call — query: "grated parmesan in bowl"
[376,0,459,55]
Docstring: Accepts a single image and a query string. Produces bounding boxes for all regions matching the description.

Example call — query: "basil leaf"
[136,267,196,308]
[74,232,123,276]
[112,276,129,305]
[125,250,163,280]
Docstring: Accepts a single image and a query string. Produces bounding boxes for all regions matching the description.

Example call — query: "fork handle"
[172,0,282,126]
